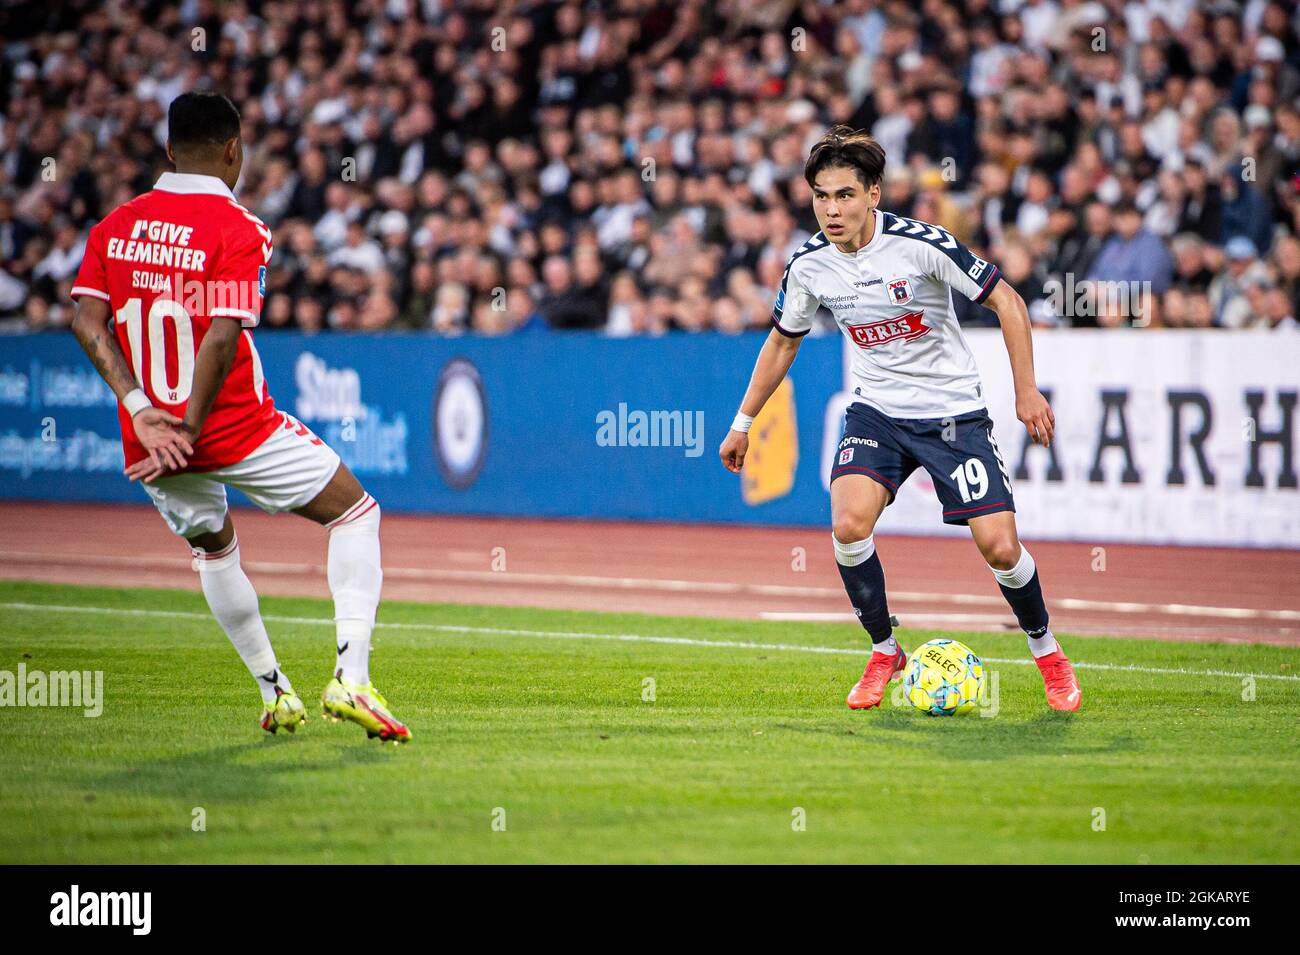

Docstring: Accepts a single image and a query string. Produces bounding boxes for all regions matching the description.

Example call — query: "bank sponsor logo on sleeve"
[847,311,930,348]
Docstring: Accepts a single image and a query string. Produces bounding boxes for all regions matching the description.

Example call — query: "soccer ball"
[901,639,984,716]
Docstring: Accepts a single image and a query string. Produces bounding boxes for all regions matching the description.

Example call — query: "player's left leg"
[916,408,1080,711]
[965,512,1052,651]
[967,512,1081,712]
[293,463,379,687]
[216,412,409,741]
[293,462,410,743]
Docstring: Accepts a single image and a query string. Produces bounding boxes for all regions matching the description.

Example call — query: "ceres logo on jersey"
[847,311,930,348]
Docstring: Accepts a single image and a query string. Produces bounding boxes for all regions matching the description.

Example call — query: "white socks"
[1027,632,1059,658]
[989,544,1036,589]
[194,496,383,703]
[193,537,289,704]
[832,534,875,567]
[872,636,898,655]
[335,620,373,687]
[326,495,383,686]
[988,545,1059,658]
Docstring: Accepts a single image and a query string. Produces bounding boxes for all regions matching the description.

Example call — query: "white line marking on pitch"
[2,550,1298,623]
[762,611,1015,626]
[2,600,1297,684]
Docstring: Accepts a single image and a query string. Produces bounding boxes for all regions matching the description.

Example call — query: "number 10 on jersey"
[115,296,195,404]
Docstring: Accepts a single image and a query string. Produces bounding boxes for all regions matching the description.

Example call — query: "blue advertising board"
[0,332,842,525]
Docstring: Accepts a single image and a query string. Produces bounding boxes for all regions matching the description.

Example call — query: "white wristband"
[122,388,152,417]
[731,412,754,434]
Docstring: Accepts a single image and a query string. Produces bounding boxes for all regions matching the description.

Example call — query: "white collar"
[153,172,236,199]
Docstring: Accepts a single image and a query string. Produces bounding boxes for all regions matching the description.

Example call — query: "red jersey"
[71,172,281,471]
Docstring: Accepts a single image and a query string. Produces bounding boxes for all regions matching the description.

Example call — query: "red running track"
[0,502,1297,645]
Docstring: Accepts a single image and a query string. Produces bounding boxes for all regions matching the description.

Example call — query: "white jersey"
[772,208,1002,418]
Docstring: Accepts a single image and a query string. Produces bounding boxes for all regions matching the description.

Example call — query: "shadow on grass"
[860,708,1138,761]
[774,708,1137,762]
[85,733,400,802]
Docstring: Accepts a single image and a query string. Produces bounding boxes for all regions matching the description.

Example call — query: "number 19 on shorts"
[949,458,989,503]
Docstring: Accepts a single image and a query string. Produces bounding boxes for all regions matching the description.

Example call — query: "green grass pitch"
[1,579,1297,864]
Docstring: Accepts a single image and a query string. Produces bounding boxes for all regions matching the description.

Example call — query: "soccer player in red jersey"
[69,93,410,742]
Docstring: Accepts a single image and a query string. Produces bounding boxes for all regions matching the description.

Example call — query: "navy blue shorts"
[830,402,1016,525]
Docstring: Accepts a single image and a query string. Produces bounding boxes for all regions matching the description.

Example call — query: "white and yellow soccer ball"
[901,639,984,715]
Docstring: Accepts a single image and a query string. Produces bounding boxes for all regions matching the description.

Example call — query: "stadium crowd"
[2,0,1299,334]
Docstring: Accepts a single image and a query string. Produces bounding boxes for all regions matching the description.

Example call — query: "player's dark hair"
[168,92,241,152]
[805,125,887,191]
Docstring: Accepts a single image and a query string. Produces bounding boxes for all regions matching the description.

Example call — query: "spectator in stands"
[1219,166,1274,254]
[1169,233,1217,295]
[1087,202,1173,296]
[1048,201,1109,295]
[1210,237,1272,328]
[538,255,602,330]
[1271,233,1300,318]
[1,0,1297,334]
[1176,158,1224,242]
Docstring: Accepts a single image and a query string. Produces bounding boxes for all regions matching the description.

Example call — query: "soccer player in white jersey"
[69,92,411,741]
[720,126,1081,712]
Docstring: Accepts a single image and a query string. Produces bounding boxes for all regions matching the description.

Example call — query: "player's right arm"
[719,329,802,472]
[70,225,193,475]
[719,257,815,473]
[71,296,144,407]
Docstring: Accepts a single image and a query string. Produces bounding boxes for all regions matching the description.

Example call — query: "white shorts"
[143,413,341,538]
